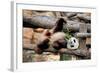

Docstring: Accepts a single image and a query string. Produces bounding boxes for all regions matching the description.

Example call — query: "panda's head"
[67,37,79,49]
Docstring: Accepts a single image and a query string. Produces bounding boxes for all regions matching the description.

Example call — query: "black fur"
[37,39,50,50]
[53,18,66,33]
[52,39,67,50]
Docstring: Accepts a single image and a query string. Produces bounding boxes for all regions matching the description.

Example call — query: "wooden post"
[70,23,88,60]
[79,23,87,50]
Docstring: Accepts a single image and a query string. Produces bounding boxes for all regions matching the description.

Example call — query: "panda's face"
[67,37,79,49]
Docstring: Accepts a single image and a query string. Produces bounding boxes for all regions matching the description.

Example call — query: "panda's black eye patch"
[73,39,76,43]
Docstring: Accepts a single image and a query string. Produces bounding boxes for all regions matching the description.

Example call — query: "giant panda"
[34,18,67,54]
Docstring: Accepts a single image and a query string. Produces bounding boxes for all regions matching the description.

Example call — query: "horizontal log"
[23,28,34,39]
[23,16,91,32]
[65,12,77,18]
[59,49,90,59]
[23,43,36,50]
[77,14,91,23]
[23,43,90,58]
[75,33,91,38]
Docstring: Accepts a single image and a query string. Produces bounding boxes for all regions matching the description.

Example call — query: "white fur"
[50,32,66,44]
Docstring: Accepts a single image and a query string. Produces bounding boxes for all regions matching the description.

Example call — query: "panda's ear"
[52,18,67,33]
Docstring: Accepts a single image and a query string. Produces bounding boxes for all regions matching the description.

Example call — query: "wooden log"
[23,16,56,28]
[75,33,91,38]
[79,23,87,50]
[77,13,91,23]
[32,11,56,17]
[23,16,91,32]
[23,10,33,19]
[65,12,77,19]
[23,43,36,50]
[59,49,90,59]
[23,43,90,59]
[23,28,34,39]
[23,50,34,62]
[86,37,91,49]
[23,38,32,45]
[86,37,91,45]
